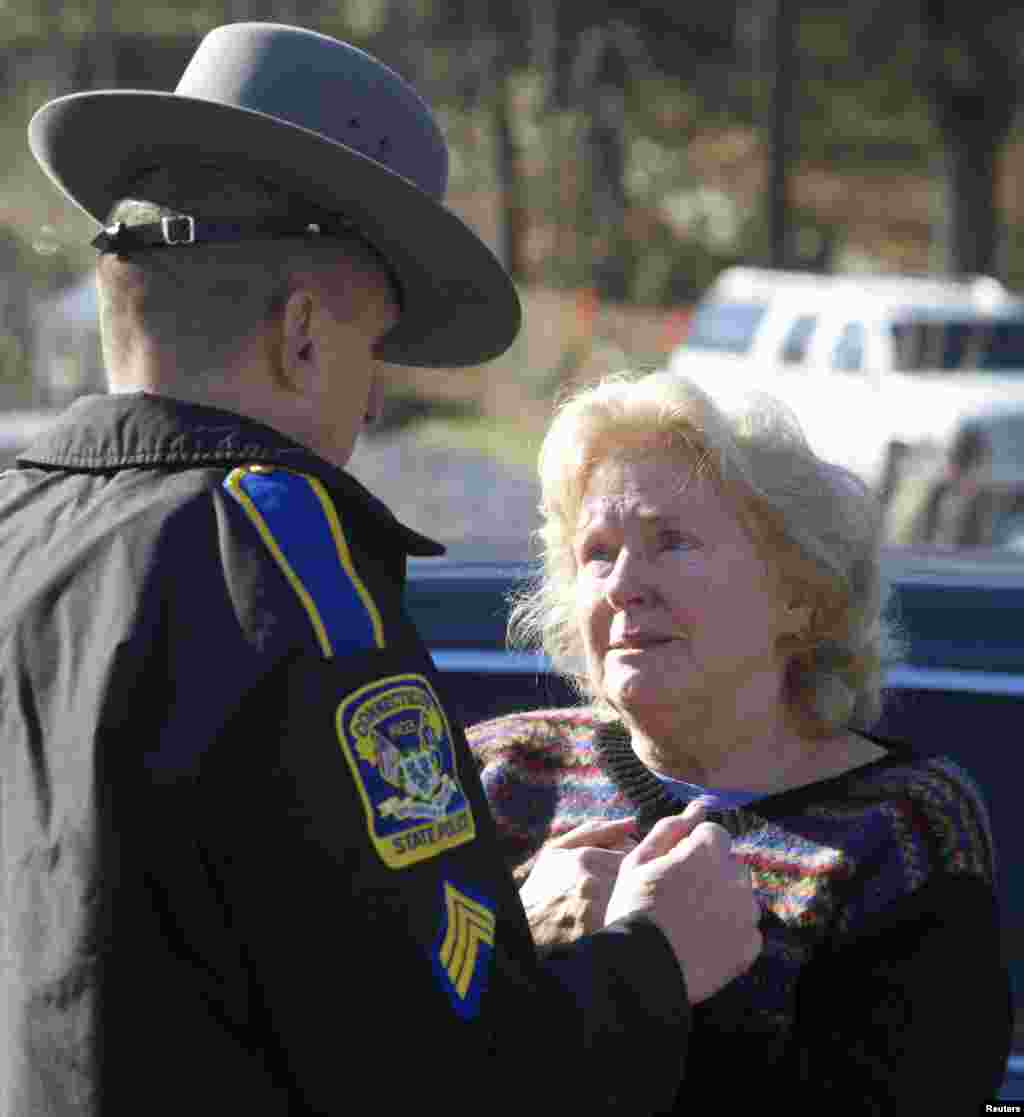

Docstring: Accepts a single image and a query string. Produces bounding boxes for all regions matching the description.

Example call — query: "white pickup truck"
[666,266,1024,495]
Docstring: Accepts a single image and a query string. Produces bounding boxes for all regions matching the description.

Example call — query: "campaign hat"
[28,22,521,367]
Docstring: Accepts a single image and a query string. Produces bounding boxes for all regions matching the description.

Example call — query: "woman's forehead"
[581,449,705,503]
[576,451,726,530]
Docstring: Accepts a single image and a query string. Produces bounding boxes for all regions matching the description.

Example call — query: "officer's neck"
[105,334,363,471]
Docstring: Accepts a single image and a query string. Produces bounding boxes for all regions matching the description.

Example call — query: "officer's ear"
[274,284,319,394]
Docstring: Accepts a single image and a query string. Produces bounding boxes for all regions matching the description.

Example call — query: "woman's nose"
[604,550,652,610]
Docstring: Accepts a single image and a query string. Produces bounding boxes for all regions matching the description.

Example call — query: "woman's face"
[574,448,799,731]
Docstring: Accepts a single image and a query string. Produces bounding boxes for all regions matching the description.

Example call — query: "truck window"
[682,300,767,355]
[975,322,1024,372]
[892,319,1024,372]
[779,314,818,364]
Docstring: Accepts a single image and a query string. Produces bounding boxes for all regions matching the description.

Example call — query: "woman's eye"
[661,533,698,552]
[581,543,615,566]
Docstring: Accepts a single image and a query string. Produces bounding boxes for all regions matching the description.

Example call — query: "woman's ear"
[781,602,812,634]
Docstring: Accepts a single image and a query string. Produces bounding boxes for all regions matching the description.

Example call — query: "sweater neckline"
[593,719,919,837]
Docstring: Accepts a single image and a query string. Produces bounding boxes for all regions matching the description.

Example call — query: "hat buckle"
[160,215,196,245]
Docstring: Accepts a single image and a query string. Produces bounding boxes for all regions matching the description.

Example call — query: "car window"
[831,321,865,372]
[981,413,1024,477]
[778,314,818,364]
[682,300,767,355]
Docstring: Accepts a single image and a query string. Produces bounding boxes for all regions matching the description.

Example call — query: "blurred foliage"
[999,224,1024,295]
[1,0,1023,356]
[0,223,77,395]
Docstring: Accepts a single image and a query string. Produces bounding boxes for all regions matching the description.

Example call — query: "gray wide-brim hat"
[28,22,521,368]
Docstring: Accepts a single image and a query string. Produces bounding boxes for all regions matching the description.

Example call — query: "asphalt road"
[347,428,543,557]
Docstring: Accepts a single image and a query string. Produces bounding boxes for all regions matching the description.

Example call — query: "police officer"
[4,23,761,1114]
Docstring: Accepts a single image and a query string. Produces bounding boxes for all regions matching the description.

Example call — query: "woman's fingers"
[546,816,640,850]
[627,802,708,866]
[546,801,714,862]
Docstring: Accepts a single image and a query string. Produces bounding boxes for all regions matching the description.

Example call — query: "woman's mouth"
[608,636,674,650]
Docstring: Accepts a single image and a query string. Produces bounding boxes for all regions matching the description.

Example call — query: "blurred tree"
[440,0,560,279]
[851,0,1024,276]
[11,0,1022,311]
[917,0,1020,275]
[378,0,431,88]
[89,0,117,87]
[493,54,527,278]
[573,23,645,299]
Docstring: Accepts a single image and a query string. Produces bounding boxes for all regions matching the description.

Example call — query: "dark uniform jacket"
[0,392,689,1116]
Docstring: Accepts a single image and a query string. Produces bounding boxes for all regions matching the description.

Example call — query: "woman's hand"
[518,817,641,945]
[605,802,763,1003]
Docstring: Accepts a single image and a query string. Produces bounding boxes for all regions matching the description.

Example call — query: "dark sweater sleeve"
[792,872,1012,1110]
[685,872,1012,1112]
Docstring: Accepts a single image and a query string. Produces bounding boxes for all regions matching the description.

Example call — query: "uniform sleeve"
[518,917,692,1114]
[187,647,693,1115]
[137,482,694,1115]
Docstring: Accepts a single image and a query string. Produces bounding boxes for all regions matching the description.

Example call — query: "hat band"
[90,216,354,251]
[92,216,404,309]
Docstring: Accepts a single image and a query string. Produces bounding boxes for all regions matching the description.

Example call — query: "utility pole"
[766,0,796,269]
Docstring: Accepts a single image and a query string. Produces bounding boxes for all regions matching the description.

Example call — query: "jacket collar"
[18,391,445,557]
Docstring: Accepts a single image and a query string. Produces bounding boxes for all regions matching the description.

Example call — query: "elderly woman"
[467,371,1012,1111]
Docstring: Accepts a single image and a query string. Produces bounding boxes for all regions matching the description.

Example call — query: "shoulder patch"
[335,673,476,869]
[223,465,385,657]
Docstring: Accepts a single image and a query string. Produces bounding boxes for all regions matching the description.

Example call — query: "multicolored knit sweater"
[467,708,1014,1113]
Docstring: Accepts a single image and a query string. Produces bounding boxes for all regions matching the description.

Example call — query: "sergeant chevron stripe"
[436,881,495,1017]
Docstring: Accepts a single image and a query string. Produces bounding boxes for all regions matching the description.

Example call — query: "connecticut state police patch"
[335,674,476,869]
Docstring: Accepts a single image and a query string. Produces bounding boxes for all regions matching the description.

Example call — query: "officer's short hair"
[96,164,391,379]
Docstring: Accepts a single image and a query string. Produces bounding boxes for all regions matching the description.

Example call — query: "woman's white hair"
[509,369,908,737]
